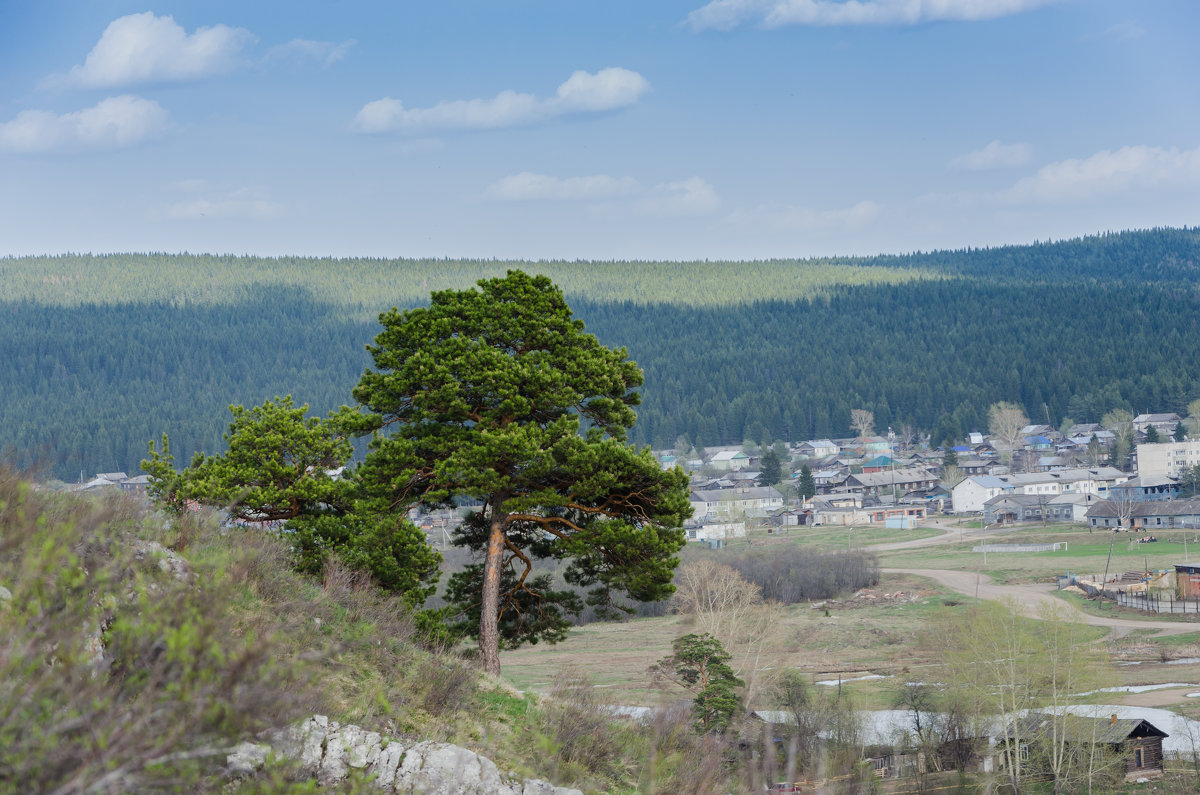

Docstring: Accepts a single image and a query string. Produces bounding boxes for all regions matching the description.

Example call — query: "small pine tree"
[757,449,783,487]
[1175,421,1188,442]
[942,445,959,468]
[797,464,816,500]
[1144,426,1161,444]
[652,633,744,733]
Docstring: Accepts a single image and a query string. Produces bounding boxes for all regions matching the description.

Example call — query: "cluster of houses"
[752,708,1171,785]
[69,413,1200,541]
[70,471,151,493]
[670,412,1200,542]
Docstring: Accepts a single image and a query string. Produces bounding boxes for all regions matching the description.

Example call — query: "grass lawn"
[501,573,1015,710]
[761,524,944,548]
[879,525,1200,584]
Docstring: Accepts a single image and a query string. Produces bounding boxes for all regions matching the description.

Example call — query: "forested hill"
[4,227,1200,481]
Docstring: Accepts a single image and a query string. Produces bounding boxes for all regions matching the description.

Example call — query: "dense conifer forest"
[4,227,1200,480]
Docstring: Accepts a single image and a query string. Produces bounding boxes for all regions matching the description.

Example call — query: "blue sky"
[2,1,1198,260]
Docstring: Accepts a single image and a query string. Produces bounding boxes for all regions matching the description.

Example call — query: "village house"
[951,475,1011,514]
[1001,713,1167,782]
[1134,413,1182,436]
[708,449,751,471]
[1086,497,1200,530]
[1000,467,1126,497]
[984,494,1053,525]
[843,467,938,499]
[683,519,747,543]
[688,485,783,522]
[795,439,839,459]
[1048,492,1100,523]
[812,503,926,526]
[1107,475,1182,502]
[811,468,847,493]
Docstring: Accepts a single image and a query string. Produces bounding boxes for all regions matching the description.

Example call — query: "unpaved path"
[872,525,992,551]
[1118,687,1200,707]
[881,567,1200,638]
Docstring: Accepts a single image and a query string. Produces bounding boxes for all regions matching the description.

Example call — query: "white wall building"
[951,475,1010,514]
[709,450,751,471]
[685,521,747,542]
[1000,467,1126,497]
[1137,441,1200,478]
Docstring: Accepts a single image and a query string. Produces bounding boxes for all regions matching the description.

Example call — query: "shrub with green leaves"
[0,469,309,792]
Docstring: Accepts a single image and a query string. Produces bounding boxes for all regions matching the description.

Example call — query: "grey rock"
[132,540,191,581]
[372,741,407,789]
[226,741,271,776]
[393,740,510,794]
[319,725,349,785]
[231,715,583,794]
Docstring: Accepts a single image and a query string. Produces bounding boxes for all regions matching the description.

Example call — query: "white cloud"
[0,95,169,154]
[484,172,640,201]
[353,68,650,134]
[165,187,283,220]
[1001,145,1200,204]
[728,199,883,230]
[687,0,1059,31]
[57,12,254,88]
[950,140,1032,170]
[1095,21,1146,41]
[266,38,357,68]
[634,178,721,216]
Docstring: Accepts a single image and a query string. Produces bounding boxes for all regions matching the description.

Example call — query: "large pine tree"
[348,271,691,674]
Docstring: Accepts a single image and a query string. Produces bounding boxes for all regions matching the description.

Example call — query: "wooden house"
[1001,713,1167,781]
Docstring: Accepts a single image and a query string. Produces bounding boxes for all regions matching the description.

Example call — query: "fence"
[1060,574,1200,614]
[972,543,1065,553]
[1112,590,1200,614]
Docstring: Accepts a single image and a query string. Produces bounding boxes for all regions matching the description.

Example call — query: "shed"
[1177,563,1200,599]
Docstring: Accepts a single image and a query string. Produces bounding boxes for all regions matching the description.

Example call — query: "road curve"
[881,567,1200,638]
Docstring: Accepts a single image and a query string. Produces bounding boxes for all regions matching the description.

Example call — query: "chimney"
[1110,714,1118,725]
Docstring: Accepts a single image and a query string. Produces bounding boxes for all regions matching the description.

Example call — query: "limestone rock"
[226,741,271,776]
[225,715,583,794]
[132,540,190,581]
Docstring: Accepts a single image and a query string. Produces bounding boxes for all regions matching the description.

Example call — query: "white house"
[709,450,751,471]
[951,475,1011,514]
[684,521,747,542]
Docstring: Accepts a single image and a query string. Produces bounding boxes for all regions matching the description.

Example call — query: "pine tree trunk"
[479,499,507,675]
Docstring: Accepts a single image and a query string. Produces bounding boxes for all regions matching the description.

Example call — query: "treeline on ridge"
[6,226,1200,311]
[5,273,1200,480]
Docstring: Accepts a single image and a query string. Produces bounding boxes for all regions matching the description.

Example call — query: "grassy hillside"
[0,471,748,794]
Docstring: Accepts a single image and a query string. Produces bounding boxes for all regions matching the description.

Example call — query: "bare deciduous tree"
[849,409,875,440]
[672,559,781,701]
[987,401,1029,452]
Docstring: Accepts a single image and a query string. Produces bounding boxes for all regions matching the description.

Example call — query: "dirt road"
[881,567,1200,638]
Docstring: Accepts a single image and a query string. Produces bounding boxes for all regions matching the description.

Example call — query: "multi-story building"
[1137,440,1200,477]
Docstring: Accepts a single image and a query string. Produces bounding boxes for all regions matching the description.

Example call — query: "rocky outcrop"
[226,715,582,795]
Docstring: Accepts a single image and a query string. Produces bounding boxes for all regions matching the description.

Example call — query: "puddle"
[1075,683,1200,696]
[815,674,888,686]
